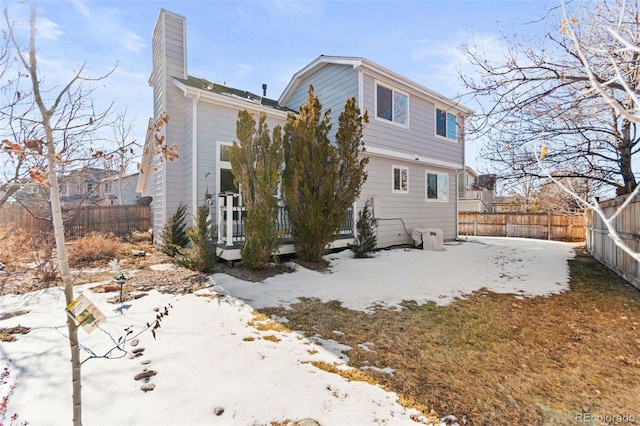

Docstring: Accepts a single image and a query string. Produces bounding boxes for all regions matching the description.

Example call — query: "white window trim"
[392,165,409,193]
[375,80,410,128]
[434,107,458,143]
[425,170,450,202]
[216,141,234,195]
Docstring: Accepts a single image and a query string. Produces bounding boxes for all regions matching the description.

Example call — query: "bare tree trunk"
[21,2,82,424]
[44,131,82,425]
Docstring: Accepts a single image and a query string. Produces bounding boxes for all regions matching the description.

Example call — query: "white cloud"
[69,0,91,18]
[121,30,145,53]
[34,17,62,41]
[408,31,509,98]
[235,62,254,76]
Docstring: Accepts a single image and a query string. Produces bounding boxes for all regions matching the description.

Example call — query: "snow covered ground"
[0,237,577,426]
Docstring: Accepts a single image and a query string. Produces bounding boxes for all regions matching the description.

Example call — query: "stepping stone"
[131,339,140,347]
[131,347,145,354]
[141,360,152,365]
[134,370,157,381]
[141,383,156,392]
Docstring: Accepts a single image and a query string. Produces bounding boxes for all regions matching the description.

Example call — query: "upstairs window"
[377,84,408,126]
[426,172,449,201]
[436,108,457,140]
[392,166,409,193]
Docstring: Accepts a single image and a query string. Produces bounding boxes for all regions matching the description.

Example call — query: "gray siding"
[285,63,359,141]
[360,156,457,247]
[285,62,462,248]
[195,101,287,216]
[361,73,463,164]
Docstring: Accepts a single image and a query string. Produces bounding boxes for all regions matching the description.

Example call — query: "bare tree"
[460,0,638,196]
[2,4,176,424]
[2,3,117,424]
[535,0,640,263]
[105,108,139,205]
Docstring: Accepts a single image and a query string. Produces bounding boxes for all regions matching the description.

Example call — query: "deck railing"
[216,192,355,247]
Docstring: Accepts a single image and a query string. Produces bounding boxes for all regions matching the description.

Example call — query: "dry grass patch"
[68,233,125,266]
[0,227,33,267]
[261,249,640,425]
[248,311,290,333]
[308,360,379,385]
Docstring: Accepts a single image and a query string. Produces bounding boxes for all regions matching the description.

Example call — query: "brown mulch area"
[0,246,296,298]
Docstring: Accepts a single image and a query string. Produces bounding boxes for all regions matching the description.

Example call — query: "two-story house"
[279,55,473,248]
[139,9,473,259]
[458,166,496,212]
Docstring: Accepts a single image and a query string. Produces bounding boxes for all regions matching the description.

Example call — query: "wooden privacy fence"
[585,194,640,290]
[458,212,586,242]
[0,204,151,240]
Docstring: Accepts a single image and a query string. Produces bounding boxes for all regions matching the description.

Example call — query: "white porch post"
[216,194,223,244]
[352,200,358,238]
[226,193,234,247]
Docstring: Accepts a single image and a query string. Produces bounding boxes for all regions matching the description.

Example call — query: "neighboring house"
[59,167,119,208]
[11,181,49,208]
[13,167,119,209]
[139,9,473,258]
[97,172,141,206]
[458,166,496,212]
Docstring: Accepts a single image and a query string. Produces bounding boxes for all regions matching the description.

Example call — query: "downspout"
[192,92,200,219]
[456,168,463,240]
[456,114,466,240]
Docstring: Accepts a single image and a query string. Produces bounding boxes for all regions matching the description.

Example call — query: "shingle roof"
[175,76,294,112]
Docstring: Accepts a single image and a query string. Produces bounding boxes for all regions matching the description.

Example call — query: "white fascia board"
[174,80,290,119]
[364,146,463,170]
[279,56,364,105]
[356,59,474,116]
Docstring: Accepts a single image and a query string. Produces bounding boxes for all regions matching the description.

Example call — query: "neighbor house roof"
[279,55,474,115]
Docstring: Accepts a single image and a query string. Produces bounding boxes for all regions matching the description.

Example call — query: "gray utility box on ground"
[411,228,444,251]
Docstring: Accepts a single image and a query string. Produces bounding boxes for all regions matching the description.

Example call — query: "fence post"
[226,193,234,247]
[506,214,509,238]
[547,213,551,240]
[473,213,477,236]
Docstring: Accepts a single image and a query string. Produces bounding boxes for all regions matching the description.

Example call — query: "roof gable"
[279,55,473,115]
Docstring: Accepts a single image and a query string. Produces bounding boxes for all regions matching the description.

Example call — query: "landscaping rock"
[131,339,139,347]
[213,407,224,416]
[103,283,120,292]
[134,370,157,381]
[141,359,152,365]
[141,383,156,392]
[286,419,321,426]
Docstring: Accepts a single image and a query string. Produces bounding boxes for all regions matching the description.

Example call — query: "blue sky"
[5,0,563,171]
